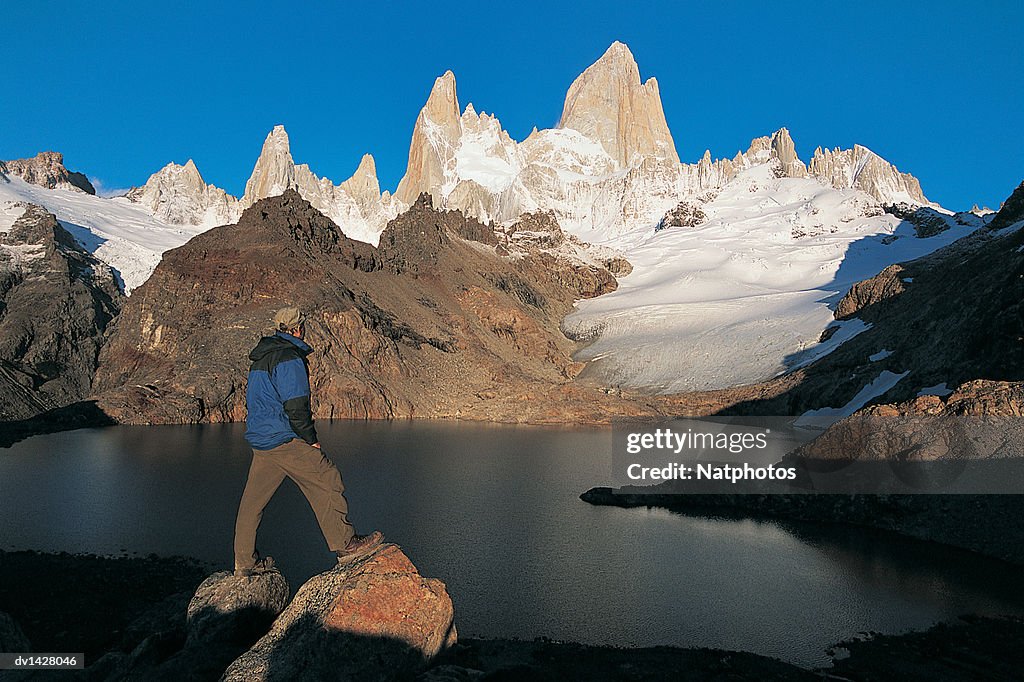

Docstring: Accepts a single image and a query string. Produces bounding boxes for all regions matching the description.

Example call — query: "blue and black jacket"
[244,332,318,450]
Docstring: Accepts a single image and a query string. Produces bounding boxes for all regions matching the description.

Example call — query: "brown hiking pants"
[233,438,355,570]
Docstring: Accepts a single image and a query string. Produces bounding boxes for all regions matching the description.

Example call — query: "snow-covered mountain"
[126,159,239,227]
[561,162,983,393]
[392,42,936,243]
[1,39,982,396]
[1,152,96,194]
[0,173,210,293]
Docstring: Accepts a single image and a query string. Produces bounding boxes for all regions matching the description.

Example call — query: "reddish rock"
[322,546,456,653]
[834,263,906,320]
[223,544,455,682]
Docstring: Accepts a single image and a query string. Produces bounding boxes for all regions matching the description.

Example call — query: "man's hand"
[311,442,321,449]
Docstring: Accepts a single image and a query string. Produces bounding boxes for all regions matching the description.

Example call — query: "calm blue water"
[1,421,1022,667]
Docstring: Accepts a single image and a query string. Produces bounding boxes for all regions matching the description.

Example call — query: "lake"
[1,421,1022,667]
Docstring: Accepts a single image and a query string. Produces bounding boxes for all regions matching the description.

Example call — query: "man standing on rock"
[234,306,382,576]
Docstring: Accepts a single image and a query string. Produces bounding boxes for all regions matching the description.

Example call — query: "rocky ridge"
[238,125,399,244]
[0,204,123,421]
[809,144,929,205]
[90,191,687,425]
[388,44,935,240]
[122,42,935,245]
[0,152,95,194]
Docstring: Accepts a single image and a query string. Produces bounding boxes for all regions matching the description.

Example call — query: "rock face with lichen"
[223,544,456,682]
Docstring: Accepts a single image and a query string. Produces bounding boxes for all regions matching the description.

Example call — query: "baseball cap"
[273,306,305,331]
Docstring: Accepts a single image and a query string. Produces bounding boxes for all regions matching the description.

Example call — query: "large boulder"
[186,570,289,647]
[223,544,456,682]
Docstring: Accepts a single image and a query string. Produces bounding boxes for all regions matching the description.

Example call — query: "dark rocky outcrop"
[882,203,951,237]
[834,263,906,319]
[0,152,96,194]
[0,610,31,652]
[502,210,565,248]
[600,256,632,277]
[223,544,456,681]
[0,205,123,421]
[987,180,1024,230]
[91,190,678,424]
[5,549,1024,680]
[656,200,706,231]
[0,549,208,668]
[794,379,1024,462]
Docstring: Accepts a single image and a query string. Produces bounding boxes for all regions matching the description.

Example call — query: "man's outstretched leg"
[234,450,287,573]
[278,439,383,562]
[276,439,356,552]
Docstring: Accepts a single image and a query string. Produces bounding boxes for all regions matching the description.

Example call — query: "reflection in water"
[1,422,1021,667]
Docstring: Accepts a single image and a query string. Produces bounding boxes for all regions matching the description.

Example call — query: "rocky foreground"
[1,548,1023,681]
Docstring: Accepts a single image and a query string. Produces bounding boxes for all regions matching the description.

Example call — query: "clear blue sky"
[2,1,1021,209]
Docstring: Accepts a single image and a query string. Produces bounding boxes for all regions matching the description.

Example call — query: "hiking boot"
[335,531,384,564]
[234,555,275,577]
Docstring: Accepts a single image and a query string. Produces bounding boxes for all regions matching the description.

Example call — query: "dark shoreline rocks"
[0,549,210,664]
[581,487,1024,565]
[1,549,1023,680]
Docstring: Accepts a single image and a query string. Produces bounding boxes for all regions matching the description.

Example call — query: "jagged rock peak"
[354,152,376,177]
[424,70,461,130]
[735,128,806,178]
[340,153,381,200]
[395,71,464,205]
[1,151,96,194]
[241,125,295,209]
[808,144,929,205]
[557,41,679,167]
[264,124,291,152]
[239,125,397,245]
[988,180,1024,230]
[769,128,806,178]
[127,159,239,227]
